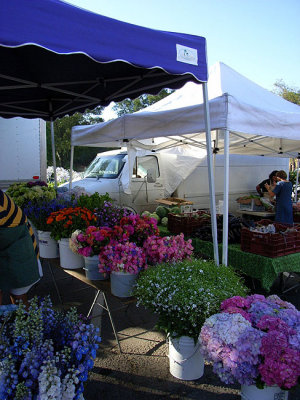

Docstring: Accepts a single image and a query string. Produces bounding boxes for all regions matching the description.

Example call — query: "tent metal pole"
[69,145,74,190]
[222,129,230,265]
[202,82,219,265]
[50,118,57,188]
[295,158,299,203]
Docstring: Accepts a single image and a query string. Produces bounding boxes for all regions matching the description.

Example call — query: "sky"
[66,0,299,90]
[65,0,300,119]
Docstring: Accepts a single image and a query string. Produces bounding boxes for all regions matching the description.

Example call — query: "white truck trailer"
[66,148,289,214]
[0,117,47,189]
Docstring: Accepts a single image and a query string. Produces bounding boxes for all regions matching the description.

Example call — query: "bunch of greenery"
[76,192,111,211]
[134,258,248,342]
[6,182,56,208]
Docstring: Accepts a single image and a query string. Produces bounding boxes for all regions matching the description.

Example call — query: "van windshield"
[84,154,125,179]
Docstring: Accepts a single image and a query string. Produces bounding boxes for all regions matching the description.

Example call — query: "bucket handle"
[167,336,202,365]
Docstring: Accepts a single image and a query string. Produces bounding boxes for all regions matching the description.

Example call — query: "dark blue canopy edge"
[0,0,208,120]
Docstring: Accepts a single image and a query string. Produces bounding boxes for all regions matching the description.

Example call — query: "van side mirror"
[146,168,157,183]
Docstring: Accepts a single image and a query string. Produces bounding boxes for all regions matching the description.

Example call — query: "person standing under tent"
[0,189,42,308]
[256,170,278,197]
[265,170,293,225]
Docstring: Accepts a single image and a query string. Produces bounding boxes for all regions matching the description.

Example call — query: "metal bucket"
[169,336,204,380]
[38,230,59,258]
[58,238,84,269]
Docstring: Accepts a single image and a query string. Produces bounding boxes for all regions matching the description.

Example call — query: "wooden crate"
[167,211,209,236]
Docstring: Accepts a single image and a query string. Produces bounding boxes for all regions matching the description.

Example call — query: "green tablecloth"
[159,226,300,292]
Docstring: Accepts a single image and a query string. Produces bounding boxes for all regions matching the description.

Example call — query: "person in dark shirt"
[0,189,41,308]
[265,170,293,225]
[256,170,278,197]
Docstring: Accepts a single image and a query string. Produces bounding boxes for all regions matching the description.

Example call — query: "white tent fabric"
[72,62,300,157]
[71,61,300,266]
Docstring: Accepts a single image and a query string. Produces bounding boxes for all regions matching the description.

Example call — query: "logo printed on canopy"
[176,44,198,65]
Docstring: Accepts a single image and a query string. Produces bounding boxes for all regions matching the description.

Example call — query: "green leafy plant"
[134,258,248,341]
[6,182,56,208]
[76,192,111,211]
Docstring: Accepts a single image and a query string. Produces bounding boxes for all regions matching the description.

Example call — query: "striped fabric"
[0,190,39,259]
[0,190,26,227]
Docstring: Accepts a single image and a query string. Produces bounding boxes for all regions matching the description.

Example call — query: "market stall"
[72,61,300,265]
[0,0,213,223]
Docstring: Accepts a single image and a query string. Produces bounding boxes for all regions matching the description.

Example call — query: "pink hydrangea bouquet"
[143,233,194,265]
[98,241,147,275]
[200,294,300,390]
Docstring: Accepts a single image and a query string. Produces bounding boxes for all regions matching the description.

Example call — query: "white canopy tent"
[72,61,300,264]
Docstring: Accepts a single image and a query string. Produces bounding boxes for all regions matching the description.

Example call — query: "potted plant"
[142,233,194,265]
[6,181,56,209]
[94,201,131,227]
[119,214,159,247]
[98,241,147,298]
[46,207,97,269]
[200,294,300,399]
[23,198,74,258]
[134,258,248,380]
[69,226,117,280]
[0,296,100,399]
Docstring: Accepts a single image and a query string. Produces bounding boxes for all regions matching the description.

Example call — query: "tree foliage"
[46,107,106,170]
[273,80,300,105]
[112,89,174,116]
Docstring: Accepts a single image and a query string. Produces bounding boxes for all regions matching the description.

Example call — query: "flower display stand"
[110,271,138,298]
[38,230,59,258]
[241,384,288,400]
[168,336,204,380]
[83,255,108,280]
[58,238,84,269]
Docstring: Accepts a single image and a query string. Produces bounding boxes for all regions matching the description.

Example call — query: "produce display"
[141,205,181,225]
[193,213,252,243]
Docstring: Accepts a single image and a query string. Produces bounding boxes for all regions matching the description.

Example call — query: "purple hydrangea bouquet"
[200,294,300,391]
[0,296,100,400]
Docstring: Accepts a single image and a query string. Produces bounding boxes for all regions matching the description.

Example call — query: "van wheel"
[122,206,137,215]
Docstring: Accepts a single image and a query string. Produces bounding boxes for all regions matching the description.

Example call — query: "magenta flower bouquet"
[119,214,159,246]
[143,233,194,265]
[98,241,147,275]
[200,294,300,390]
[70,226,116,257]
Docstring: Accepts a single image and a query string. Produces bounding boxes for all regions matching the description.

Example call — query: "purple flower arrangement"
[0,296,100,400]
[94,201,130,227]
[200,294,300,390]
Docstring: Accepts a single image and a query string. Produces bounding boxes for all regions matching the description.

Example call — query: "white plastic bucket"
[169,336,204,380]
[83,255,108,280]
[38,230,59,258]
[241,384,288,400]
[58,238,84,269]
[110,271,137,298]
[28,219,39,242]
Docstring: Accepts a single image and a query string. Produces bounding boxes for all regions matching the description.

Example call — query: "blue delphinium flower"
[0,296,101,399]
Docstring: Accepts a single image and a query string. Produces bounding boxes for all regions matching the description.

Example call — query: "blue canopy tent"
[0,0,219,263]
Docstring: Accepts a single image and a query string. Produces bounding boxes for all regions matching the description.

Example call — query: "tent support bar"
[50,118,57,189]
[295,158,299,202]
[69,145,74,190]
[222,129,230,266]
[202,82,219,265]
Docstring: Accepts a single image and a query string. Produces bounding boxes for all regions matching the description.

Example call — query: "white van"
[67,149,289,214]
